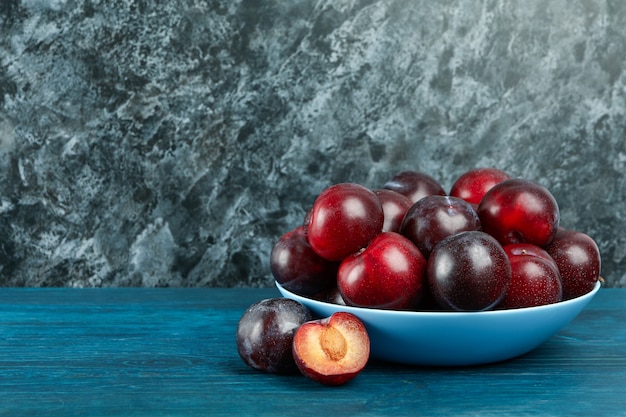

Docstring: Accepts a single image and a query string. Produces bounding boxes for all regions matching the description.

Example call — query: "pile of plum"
[237,168,602,386]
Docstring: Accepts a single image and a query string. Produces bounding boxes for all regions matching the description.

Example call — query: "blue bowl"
[276,281,601,366]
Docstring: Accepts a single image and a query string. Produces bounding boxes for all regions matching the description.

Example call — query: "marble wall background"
[0,0,624,287]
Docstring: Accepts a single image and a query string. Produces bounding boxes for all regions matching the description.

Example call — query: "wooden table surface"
[0,287,624,417]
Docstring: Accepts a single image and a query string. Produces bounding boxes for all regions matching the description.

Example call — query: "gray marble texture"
[0,0,624,287]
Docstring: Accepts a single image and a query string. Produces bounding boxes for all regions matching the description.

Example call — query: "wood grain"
[0,288,624,417]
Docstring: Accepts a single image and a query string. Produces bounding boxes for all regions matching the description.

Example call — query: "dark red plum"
[337,232,427,310]
[325,287,347,306]
[428,231,511,311]
[307,183,384,262]
[270,226,338,296]
[503,242,558,271]
[236,298,313,374]
[400,195,481,257]
[373,189,413,233]
[477,179,559,247]
[544,228,601,300]
[498,243,562,309]
[450,168,510,207]
[383,171,446,203]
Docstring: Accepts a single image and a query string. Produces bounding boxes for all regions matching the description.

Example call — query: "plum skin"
[306,183,384,262]
[236,298,313,374]
[383,171,446,203]
[270,226,338,296]
[544,228,601,300]
[449,167,510,206]
[374,189,413,233]
[477,178,560,247]
[400,195,481,257]
[498,245,563,309]
[337,232,427,310]
[427,231,511,311]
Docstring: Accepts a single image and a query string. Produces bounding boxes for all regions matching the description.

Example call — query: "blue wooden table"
[0,287,624,417]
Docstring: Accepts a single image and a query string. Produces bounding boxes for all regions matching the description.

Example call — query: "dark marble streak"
[0,0,624,287]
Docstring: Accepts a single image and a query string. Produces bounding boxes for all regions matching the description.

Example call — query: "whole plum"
[236,298,313,374]
[428,231,511,311]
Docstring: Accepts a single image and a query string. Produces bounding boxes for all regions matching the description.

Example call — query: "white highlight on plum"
[279,318,301,334]
[436,209,467,232]
[521,192,543,214]
[522,261,543,277]
[343,197,367,218]
[384,246,409,273]
[344,263,366,288]
[435,252,454,282]
[469,243,493,271]
[249,321,263,344]
[566,245,589,265]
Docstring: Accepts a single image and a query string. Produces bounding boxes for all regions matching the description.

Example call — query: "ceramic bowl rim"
[275,280,602,317]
